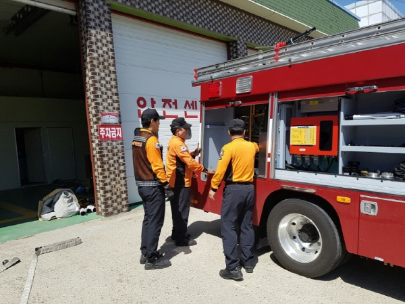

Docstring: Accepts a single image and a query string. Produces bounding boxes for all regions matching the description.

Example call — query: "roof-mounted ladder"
[192,18,405,84]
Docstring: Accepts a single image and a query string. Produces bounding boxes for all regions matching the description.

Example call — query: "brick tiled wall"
[229,40,248,60]
[79,0,128,216]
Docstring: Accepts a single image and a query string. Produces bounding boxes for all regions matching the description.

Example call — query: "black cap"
[171,117,192,129]
[229,119,245,129]
[141,108,165,120]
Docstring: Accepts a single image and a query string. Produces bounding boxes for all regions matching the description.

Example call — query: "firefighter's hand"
[207,169,215,174]
[194,143,201,157]
[209,190,216,201]
[164,185,174,200]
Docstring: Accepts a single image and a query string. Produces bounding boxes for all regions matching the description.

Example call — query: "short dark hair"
[170,127,179,135]
[142,118,158,128]
[229,128,244,136]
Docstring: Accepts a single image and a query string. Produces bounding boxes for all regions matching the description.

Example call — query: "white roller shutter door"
[112,14,228,203]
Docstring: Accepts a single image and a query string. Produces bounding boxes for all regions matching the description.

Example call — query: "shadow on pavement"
[188,219,222,240]
[158,219,221,261]
[159,238,193,261]
[160,219,268,269]
[318,255,405,301]
[265,250,405,302]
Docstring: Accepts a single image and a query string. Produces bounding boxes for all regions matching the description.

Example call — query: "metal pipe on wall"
[12,0,76,15]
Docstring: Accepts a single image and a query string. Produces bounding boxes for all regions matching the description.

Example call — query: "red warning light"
[208,82,222,99]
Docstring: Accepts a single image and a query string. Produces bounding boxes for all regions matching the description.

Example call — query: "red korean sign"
[98,125,123,141]
[136,96,199,119]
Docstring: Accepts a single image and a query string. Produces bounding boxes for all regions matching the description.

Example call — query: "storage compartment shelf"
[341,119,405,126]
[341,146,405,153]
[339,92,405,176]
[275,169,405,197]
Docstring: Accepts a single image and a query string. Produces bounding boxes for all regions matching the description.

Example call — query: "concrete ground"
[1,206,405,304]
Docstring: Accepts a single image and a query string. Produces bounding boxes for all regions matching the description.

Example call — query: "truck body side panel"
[198,44,405,102]
[358,195,405,267]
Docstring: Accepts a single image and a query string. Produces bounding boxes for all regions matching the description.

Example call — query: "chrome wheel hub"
[277,213,322,263]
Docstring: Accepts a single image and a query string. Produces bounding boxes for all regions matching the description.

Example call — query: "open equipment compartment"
[202,101,270,178]
[340,90,405,175]
[276,96,340,174]
[275,91,405,196]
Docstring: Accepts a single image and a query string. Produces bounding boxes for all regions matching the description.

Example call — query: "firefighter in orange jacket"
[132,108,173,270]
[209,119,259,281]
[166,117,208,246]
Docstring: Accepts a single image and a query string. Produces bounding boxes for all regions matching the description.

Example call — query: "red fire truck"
[191,18,405,278]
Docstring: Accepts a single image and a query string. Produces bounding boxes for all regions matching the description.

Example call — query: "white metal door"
[47,127,76,181]
[112,14,227,203]
[24,128,45,183]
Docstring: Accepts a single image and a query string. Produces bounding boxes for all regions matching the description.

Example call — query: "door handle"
[360,200,378,216]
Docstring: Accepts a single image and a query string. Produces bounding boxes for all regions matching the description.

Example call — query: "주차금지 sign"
[98,125,123,141]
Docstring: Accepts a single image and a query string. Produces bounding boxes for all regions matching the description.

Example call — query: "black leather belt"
[226,182,252,185]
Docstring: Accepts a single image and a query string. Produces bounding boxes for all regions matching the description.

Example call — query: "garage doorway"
[0,0,91,227]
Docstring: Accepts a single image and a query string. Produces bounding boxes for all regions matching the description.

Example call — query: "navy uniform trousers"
[170,187,191,241]
[221,183,255,270]
[138,185,165,260]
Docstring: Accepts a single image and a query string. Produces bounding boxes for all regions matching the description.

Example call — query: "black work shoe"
[243,265,254,273]
[175,238,197,246]
[219,267,243,281]
[140,254,147,265]
[171,232,191,241]
[145,255,171,270]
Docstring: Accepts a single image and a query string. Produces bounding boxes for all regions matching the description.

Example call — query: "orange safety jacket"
[166,135,205,188]
[132,129,168,187]
[211,138,259,191]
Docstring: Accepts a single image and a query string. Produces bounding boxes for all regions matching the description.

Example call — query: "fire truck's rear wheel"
[267,198,345,278]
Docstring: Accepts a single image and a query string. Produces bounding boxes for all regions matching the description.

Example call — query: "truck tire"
[267,198,345,278]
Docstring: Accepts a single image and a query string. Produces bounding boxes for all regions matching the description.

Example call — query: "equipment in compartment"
[235,104,269,177]
[339,93,405,178]
[287,115,339,173]
[235,105,268,143]
[345,112,405,120]
[204,104,269,177]
[290,116,339,156]
[300,97,339,113]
